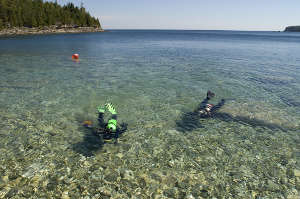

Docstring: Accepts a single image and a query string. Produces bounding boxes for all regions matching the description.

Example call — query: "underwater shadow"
[176,98,293,133]
[212,112,291,132]
[175,110,205,132]
[72,126,104,157]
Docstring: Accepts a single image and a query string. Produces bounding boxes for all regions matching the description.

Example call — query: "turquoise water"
[0,30,299,198]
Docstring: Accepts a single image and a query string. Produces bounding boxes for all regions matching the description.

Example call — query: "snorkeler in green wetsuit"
[84,103,127,143]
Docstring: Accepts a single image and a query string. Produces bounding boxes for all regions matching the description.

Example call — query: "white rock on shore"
[0,26,104,36]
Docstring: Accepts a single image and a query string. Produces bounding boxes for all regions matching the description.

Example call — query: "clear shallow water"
[0,30,299,198]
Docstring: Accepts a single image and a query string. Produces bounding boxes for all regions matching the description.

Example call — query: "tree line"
[0,0,101,30]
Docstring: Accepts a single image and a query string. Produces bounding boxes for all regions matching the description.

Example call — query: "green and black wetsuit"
[93,103,127,142]
[96,111,127,140]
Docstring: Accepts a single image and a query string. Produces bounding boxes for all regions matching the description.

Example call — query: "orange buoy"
[72,53,79,59]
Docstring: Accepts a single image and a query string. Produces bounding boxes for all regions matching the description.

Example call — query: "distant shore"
[284,26,300,32]
[0,26,104,37]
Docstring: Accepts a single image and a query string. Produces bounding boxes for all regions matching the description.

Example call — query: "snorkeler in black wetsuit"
[175,90,226,132]
[197,90,225,118]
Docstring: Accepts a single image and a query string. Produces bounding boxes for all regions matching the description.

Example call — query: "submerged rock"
[120,169,134,181]
[22,163,47,179]
[294,169,300,177]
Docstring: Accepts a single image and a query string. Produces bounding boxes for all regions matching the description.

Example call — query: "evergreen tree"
[0,0,102,29]
[0,0,8,28]
[0,19,3,30]
[17,6,23,27]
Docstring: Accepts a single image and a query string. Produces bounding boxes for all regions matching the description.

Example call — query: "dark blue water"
[0,30,299,198]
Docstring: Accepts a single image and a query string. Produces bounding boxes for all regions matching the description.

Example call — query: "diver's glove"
[105,103,117,115]
[97,106,105,113]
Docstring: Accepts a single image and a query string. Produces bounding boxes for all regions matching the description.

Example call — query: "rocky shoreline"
[0,26,104,36]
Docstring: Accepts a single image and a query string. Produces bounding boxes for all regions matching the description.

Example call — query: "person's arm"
[211,99,225,113]
[118,123,128,135]
[114,123,127,144]
[114,130,119,144]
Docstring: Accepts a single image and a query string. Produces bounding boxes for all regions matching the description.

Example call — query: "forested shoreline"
[0,0,102,31]
[284,26,300,32]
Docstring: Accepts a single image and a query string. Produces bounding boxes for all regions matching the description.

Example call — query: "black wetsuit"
[95,112,127,141]
[197,97,225,118]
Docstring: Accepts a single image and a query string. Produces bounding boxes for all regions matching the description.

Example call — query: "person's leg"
[111,114,117,120]
[98,113,106,128]
[119,123,128,135]
[114,131,119,144]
